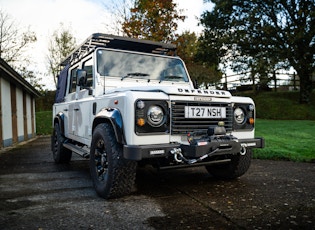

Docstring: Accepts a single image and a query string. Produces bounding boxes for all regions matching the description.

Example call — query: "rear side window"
[83,58,93,87]
[69,66,78,93]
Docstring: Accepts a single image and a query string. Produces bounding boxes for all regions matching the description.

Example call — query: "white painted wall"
[1,77,37,147]
[26,94,32,137]
[16,87,24,141]
[1,79,12,144]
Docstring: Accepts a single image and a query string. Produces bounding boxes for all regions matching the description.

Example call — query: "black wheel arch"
[92,108,125,144]
[53,112,65,136]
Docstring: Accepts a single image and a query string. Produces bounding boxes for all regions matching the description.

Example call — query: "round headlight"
[234,107,246,124]
[147,106,165,127]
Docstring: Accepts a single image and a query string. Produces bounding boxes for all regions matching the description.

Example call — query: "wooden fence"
[217,72,301,92]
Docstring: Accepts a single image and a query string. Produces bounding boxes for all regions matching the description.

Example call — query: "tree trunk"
[297,69,313,104]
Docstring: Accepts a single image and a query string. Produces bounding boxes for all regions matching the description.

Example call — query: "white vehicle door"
[72,58,94,141]
[62,66,78,138]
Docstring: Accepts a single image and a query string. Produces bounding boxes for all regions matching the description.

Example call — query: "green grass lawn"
[35,111,314,162]
[254,119,315,162]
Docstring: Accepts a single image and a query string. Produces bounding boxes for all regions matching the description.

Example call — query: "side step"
[63,143,90,158]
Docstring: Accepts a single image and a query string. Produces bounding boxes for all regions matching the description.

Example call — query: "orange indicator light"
[137,118,145,126]
[248,117,254,125]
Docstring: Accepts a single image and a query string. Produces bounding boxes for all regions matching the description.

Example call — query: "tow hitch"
[170,123,242,165]
[171,147,220,165]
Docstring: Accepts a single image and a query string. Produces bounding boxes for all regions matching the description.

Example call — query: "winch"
[170,123,243,165]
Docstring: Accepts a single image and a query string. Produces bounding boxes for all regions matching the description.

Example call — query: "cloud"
[175,0,213,34]
[0,0,213,89]
[1,0,110,89]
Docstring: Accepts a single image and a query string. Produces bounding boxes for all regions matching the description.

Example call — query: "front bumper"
[123,137,264,161]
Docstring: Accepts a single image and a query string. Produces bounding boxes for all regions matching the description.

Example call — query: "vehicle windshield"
[96,49,189,82]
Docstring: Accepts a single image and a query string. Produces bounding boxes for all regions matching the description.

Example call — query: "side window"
[69,66,78,93]
[83,58,93,88]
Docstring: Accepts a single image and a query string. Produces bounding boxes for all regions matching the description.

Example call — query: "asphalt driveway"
[0,136,314,229]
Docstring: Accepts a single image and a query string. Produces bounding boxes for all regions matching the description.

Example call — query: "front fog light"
[234,107,246,124]
[147,105,165,127]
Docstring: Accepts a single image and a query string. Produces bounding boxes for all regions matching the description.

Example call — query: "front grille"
[171,101,233,135]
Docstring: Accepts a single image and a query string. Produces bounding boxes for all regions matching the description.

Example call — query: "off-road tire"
[89,123,137,199]
[52,123,72,163]
[206,149,252,179]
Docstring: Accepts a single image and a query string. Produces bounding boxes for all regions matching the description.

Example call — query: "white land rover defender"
[52,33,264,199]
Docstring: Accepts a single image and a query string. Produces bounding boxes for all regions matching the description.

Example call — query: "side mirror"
[76,69,87,87]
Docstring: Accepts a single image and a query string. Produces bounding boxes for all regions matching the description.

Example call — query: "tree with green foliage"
[175,31,221,88]
[19,66,43,92]
[47,24,76,86]
[122,0,185,42]
[200,0,315,103]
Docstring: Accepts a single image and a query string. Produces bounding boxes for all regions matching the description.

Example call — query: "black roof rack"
[60,33,177,66]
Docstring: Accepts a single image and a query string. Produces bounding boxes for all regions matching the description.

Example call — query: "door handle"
[74,108,80,111]
[63,109,68,112]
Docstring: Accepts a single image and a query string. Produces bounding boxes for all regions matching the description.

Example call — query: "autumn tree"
[122,0,185,42]
[175,31,221,88]
[120,1,221,88]
[200,0,315,103]
[47,24,76,86]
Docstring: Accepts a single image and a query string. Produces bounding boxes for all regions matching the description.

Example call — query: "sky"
[0,0,213,90]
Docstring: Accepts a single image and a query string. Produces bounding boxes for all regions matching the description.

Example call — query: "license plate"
[184,106,226,119]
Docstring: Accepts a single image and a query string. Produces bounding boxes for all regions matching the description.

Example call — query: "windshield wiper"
[121,72,150,80]
[159,75,183,83]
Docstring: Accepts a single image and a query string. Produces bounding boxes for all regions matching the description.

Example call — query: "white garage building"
[0,58,40,148]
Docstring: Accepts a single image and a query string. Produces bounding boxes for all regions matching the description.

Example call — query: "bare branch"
[46,23,76,87]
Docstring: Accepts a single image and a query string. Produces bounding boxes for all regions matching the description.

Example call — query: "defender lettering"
[177,88,228,96]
